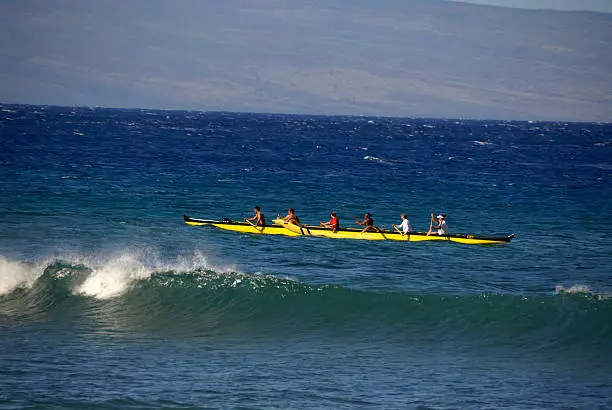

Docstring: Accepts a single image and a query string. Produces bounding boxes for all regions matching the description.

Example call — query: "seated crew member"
[392,213,412,235]
[320,211,340,233]
[427,213,448,236]
[282,208,301,225]
[245,206,266,226]
[355,212,382,233]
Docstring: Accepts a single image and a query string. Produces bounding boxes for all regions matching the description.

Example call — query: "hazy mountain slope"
[1,0,610,121]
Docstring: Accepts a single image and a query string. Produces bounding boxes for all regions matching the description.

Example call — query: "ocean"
[1,104,611,409]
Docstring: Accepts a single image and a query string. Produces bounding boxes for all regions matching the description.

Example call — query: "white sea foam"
[554,284,611,299]
[363,155,396,165]
[554,284,591,295]
[74,253,151,299]
[363,155,382,162]
[74,249,240,299]
[0,256,42,295]
[0,250,240,300]
[173,250,213,273]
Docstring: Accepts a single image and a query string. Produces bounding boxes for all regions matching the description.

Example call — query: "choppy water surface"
[1,105,611,408]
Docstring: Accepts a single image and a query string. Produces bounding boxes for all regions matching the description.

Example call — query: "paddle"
[347,214,363,234]
[426,213,435,236]
[394,223,412,241]
[378,227,387,240]
[280,212,309,236]
[299,220,313,236]
[348,214,360,224]
[290,220,309,236]
[244,218,264,232]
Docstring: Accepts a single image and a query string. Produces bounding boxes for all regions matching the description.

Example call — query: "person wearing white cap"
[427,213,448,236]
[434,213,448,235]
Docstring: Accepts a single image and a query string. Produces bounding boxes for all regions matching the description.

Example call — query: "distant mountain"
[1,0,610,121]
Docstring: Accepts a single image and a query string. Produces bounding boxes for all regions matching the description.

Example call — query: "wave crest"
[1,255,611,349]
[555,284,610,299]
[0,256,43,295]
[75,254,151,299]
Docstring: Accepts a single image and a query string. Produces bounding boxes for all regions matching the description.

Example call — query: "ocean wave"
[1,256,611,348]
[0,251,216,299]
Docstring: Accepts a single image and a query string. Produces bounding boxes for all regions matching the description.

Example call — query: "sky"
[449,0,612,13]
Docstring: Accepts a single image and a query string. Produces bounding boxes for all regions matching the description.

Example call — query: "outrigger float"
[184,215,514,245]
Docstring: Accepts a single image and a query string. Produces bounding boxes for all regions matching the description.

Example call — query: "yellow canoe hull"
[184,215,513,245]
[184,215,300,236]
[273,219,513,245]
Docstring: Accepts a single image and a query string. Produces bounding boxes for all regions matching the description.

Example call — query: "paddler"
[245,206,266,226]
[320,211,340,233]
[427,213,448,236]
[355,212,382,233]
[392,213,412,235]
[282,208,301,226]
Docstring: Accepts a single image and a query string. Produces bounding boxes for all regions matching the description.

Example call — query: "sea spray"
[75,254,152,299]
[0,256,44,295]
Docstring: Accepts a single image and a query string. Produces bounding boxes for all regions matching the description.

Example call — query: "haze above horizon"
[449,0,612,13]
[1,0,610,122]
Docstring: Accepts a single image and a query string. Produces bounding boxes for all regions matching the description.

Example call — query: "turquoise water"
[1,104,611,408]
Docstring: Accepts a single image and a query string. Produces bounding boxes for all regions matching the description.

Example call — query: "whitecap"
[0,256,41,295]
[75,254,150,299]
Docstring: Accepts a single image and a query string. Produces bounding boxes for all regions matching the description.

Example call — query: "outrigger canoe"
[184,215,514,245]
[273,219,514,245]
[183,215,301,236]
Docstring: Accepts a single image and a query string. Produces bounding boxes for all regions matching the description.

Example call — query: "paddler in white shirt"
[392,213,413,235]
[430,213,448,236]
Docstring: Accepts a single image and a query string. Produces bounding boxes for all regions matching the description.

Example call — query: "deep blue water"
[1,104,611,409]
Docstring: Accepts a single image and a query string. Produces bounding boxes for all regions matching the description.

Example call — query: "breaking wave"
[1,255,610,351]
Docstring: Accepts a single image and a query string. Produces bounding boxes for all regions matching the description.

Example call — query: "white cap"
[437,214,445,219]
